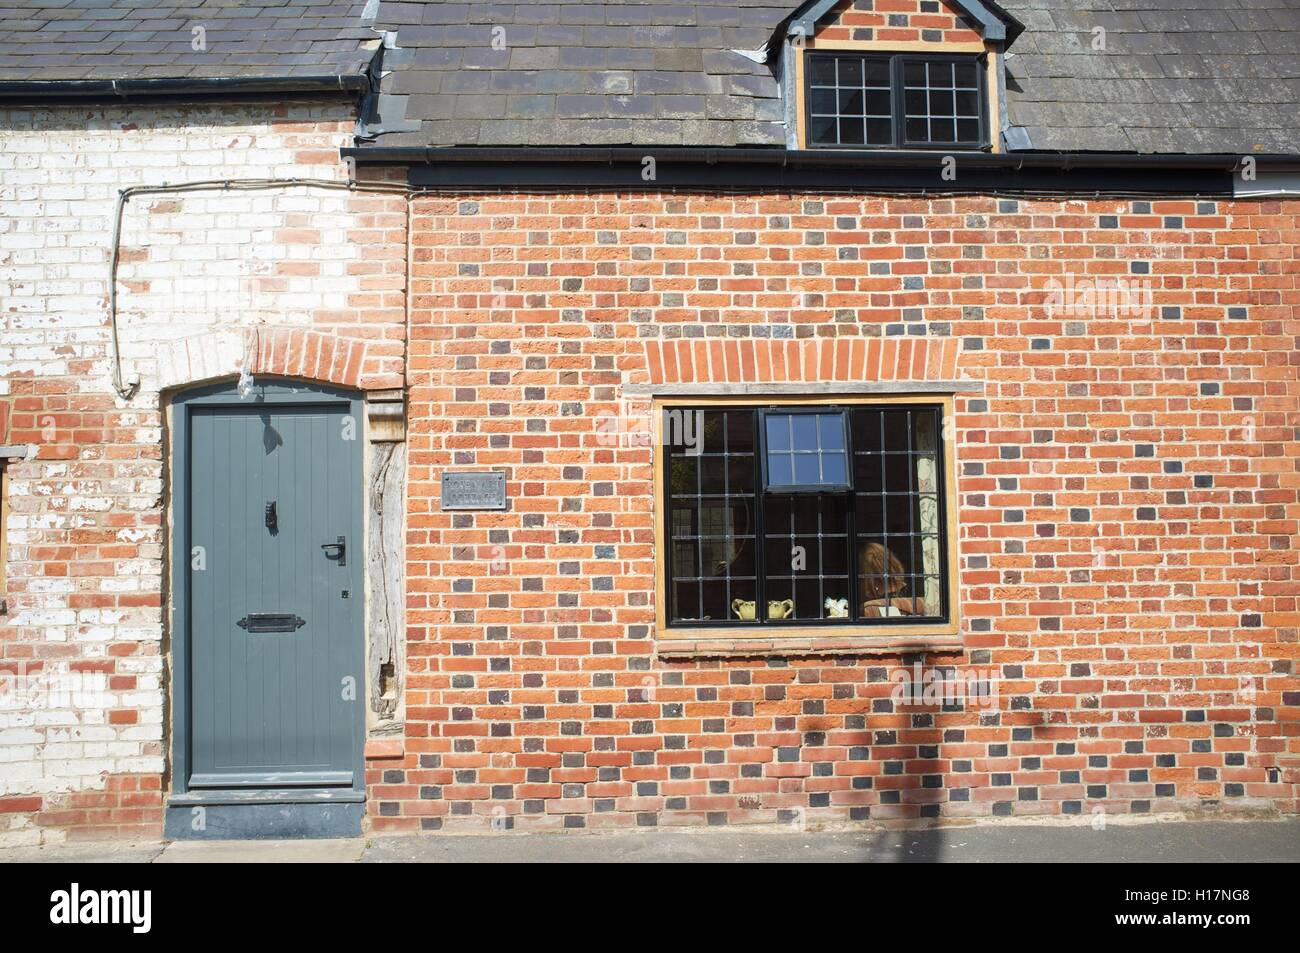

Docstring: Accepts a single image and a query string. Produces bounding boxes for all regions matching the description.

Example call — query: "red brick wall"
[813,0,985,45]
[374,192,1300,832]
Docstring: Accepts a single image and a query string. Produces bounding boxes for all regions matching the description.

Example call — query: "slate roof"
[0,1,1296,155]
[362,0,1300,155]
[366,1,794,147]
[1000,0,1300,154]
[0,0,378,82]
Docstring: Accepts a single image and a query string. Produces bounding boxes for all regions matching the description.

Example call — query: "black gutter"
[344,146,1300,193]
[0,73,369,105]
[341,145,1300,173]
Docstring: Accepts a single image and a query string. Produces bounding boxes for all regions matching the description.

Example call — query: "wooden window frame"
[793,38,1002,154]
[653,394,960,647]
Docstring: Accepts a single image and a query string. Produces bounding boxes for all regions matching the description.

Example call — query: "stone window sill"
[655,627,963,659]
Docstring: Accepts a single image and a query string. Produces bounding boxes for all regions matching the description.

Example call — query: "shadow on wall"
[843,652,1005,860]
[870,656,949,863]
[749,652,1000,858]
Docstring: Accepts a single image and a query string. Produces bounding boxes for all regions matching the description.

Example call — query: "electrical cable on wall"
[105,174,1242,401]
[107,177,412,401]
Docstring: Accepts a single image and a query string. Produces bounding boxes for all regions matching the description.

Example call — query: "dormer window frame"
[779,0,1022,155]
[802,49,990,152]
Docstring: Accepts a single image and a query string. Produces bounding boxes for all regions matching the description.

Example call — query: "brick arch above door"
[642,336,965,386]
[156,327,400,394]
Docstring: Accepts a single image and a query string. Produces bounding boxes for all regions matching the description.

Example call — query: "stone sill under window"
[655,628,963,659]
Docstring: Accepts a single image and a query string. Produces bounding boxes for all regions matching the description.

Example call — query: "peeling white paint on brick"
[0,100,366,841]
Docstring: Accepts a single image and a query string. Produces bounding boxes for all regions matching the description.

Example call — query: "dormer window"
[805,51,988,150]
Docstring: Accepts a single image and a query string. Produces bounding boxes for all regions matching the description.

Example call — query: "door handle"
[321,536,346,567]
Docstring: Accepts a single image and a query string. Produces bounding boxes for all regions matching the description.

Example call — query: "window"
[663,404,950,629]
[805,52,986,150]
[762,410,850,491]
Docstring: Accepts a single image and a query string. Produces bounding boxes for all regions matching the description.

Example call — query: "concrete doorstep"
[0,819,1297,864]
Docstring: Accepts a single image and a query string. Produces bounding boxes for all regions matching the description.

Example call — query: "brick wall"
[814,0,985,45]
[377,191,1300,832]
[0,101,405,845]
[3,105,1298,841]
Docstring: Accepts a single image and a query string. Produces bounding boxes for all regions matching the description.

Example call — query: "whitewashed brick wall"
[0,101,378,844]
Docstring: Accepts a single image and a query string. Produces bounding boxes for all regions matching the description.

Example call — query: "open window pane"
[791,414,817,450]
[819,414,845,449]
[769,454,793,486]
[821,452,848,486]
[765,414,790,451]
[793,453,820,485]
[763,411,850,491]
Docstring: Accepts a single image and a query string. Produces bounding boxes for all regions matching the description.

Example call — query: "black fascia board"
[340,146,1300,194]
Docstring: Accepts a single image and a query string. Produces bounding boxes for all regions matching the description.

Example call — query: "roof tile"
[0,1,376,82]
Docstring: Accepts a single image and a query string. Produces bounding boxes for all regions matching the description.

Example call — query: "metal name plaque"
[441,471,507,511]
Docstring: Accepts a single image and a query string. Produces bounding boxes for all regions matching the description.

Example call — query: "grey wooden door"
[182,388,362,790]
